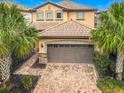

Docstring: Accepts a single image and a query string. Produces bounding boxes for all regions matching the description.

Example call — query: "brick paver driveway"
[34,63,101,93]
[14,54,101,93]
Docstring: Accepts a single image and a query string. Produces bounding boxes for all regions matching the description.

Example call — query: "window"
[46,10,53,20]
[37,12,44,20]
[22,13,32,22]
[56,10,62,19]
[77,12,85,20]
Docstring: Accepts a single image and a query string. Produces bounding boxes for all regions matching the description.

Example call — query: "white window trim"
[37,11,44,20]
[46,10,53,20]
[77,12,85,20]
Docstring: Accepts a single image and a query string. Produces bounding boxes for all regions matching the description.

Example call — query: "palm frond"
[0,3,38,59]
[91,2,124,55]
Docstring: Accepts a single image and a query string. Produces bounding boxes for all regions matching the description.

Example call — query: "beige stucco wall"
[32,3,68,22]
[31,3,95,27]
[38,38,94,54]
[68,11,95,28]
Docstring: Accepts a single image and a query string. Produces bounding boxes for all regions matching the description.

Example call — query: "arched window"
[56,10,63,19]
[37,12,44,20]
[46,10,53,20]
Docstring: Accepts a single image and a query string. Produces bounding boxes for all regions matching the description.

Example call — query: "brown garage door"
[47,44,94,63]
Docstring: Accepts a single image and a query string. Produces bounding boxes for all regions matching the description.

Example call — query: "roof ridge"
[38,19,92,37]
[33,0,97,10]
[57,0,96,9]
[40,20,70,34]
[33,1,65,9]
[39,20,92,36]
[70,20,93,29]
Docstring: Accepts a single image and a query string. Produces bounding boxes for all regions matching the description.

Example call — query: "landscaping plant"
[0,3,38,83]
[92,2,124,80]
[97,77,124,93]
[93,52,116,77]
[0,86,9,93]
[20,75,33,90]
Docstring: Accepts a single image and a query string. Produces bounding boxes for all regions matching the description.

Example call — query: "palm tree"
[0,3,38,82]
[92,2,124,80]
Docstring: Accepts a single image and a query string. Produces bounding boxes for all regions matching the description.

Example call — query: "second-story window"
[77,12,85,20]
[46,10,53,20]
[37,12,44,20]
[56,10,62,19]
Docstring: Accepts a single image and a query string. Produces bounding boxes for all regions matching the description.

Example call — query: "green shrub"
[93,52,115,77]
[0,86,9,93]
[97,77,124,93]
[20,75,32,89]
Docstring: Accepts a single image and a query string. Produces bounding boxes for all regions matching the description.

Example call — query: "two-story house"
[31,0,97,64]
[32,0,96,30]
[4,0,97,64]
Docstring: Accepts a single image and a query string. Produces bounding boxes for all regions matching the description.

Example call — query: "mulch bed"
[10,75,39,93]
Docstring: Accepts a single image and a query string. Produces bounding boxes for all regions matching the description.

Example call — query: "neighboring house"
[2,0,98,64]
[2,1,32,22]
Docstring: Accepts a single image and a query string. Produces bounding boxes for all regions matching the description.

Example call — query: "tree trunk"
[116,49,124,80]
[0,55,11,84]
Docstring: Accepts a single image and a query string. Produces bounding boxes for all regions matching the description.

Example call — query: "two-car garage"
[47,44,94,63]
[38,20,94,64]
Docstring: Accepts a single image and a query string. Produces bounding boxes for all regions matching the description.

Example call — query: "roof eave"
[63,9,98,11]
[19,9,31,12]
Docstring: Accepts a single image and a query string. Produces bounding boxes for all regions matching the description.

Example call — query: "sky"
[11,0,124,10]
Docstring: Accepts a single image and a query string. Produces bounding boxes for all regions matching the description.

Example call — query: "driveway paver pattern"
[33,63,101,93]
[14,54,101,93]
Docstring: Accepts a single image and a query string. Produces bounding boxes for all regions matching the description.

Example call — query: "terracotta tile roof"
[56,0,97,11]
[1,1,30,11]
[33,1,65,9]
[33,1,97,11]
[31,22,62,30]
[38,20,92,38]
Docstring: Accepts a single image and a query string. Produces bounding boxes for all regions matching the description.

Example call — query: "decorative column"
[39,43,48,64]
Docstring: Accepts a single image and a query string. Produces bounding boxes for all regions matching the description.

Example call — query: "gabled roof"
[33,0,97,11]
[33,1,65,9]
[1,1,31,11]
[56,0,97,11]
[38,20,92,38]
